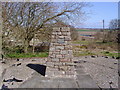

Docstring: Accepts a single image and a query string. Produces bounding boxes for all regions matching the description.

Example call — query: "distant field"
[76,29,100,32]
[76,29,118,32]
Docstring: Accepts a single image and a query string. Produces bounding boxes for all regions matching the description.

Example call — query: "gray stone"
[56,46,64,50]
[51,58,59,62]
[53,78,78,88]
[49,47,55,51]
[57,32,62,35]
[47,62,54,67]
[54,71,65,76]
[56,55,63,59]
[50,54,56,58]
[77,75,99,88]
[45,71,55,77]
[57,39,65,44]
[60,50,67,54]
[19,75,59,88]
[59,36,64,39]
[54,62,62,66]
[48,27,73,77]
[75,69,86,75]
[52,32,57,35]
[67,32,71,36]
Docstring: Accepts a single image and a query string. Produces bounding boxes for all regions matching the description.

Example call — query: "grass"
[72,40,91,45]
[6,52,49,58]
[73,51,95,57]
[101,51,120,58]
[76,29,99,32]
[72,39,118,57]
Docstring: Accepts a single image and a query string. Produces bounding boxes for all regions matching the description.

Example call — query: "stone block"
[61,27,70,31]
[52,32,57,35]
[53,27,60,31]
[60,59,70,62]
[46,62,54,67]
[67,32,71,36]
[64,46,70,50]
[54,71,65,76]
[56,46,64,50]
[57,32,62,35]
[59,66,68,71]
[59,36,64,39]
[65,71,75,75]
[53,51,60,54]
[57,39,65,44]
[50,54,55,58]
[51,58,59,62]
[65,63,75,66]
[64,37,71,41]
[51,35,55,39]
[51,39,56,43]
[45,71,55,77]
[49,47,55,51]
[60,50,67,54]
[62,32,67,35]
[56,55,63,58]
[54,62,62,66]
[77,75,99,88]
[68,50,73,54]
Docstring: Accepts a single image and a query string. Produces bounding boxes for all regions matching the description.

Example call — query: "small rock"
[11,82,14,85]
[16,63,21,66]
[109,67,114,69]
[3,78,23,82]
[114,63,117,64]
[112,56,115,59]
[74,60,86,63]
[16,58,19,61]
[74,61,78,63]
[109,81,113,84]
[104,56,108,58]
[32,60,36,61]
[116,57,120,59]
[12,64,15,66]
[1,61,6,64]
[91,55,96,58]
[1,84,8,89]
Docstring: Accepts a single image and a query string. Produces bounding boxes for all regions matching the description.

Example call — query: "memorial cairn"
[46,26,76,78]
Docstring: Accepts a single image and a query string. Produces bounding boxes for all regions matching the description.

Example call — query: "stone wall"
[0,2,2,59]
[47,27,75,77]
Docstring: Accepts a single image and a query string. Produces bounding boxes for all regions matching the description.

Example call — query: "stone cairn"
[46,27,76,78]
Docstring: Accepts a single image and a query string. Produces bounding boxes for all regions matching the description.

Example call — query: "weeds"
[6,52,49,58]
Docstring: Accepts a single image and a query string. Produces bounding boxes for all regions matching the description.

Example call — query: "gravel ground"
[74,56,118,88]
[0,56,119,88]
[0,58,47,88]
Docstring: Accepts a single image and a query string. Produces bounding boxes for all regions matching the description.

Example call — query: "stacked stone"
[47,27,75,77]
[0,2,2,59]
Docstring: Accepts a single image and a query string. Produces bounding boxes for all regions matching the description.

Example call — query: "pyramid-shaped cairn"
[47,27,75,77]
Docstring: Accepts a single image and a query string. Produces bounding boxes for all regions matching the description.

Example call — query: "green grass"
[101,51,120,58]
[6,52,49,58]
[73,51,95,57]
[76,29,99,32]
[72,40,90,45]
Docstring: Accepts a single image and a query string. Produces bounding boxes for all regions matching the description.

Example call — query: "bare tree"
[109,19,118,30]
[2,2,88,53]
